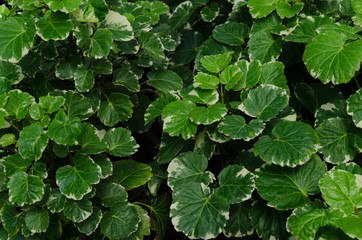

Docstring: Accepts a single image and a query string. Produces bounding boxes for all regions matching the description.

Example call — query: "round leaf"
[103,127,139,157]
[25,208,49,234]
[93,155,113,179]
[74,64,95,92]
[78,123,108,155]
[47,188,65,213]
[201,2,219,22]
[56,154,101,200]
[0,203,21,236]
[36,11,73,40]
[5,89,35,120]
[254,121,319,167]
[44,0,81,13]
[194,72,219,89]
[347,88,362,128]
[200,53,232,73]
[104,11,133,41]
[96,182,127,207]
[2,153,32,177]
[74,206,102,235]
[18,123,48,161]
[223,202,253,238]
[63,197,93,223]
[147,70,183,93]
[248,30,282,63]
[190,103,227,125]
[144,93,177,124]
[212,21,249,46]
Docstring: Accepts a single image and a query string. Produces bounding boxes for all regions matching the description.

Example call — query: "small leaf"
[63,197,93,223]
[218,115,265,141]
[8,172,45,206]
[104,11,133,41]
[144,93,177,124]
[150,193,171,240]
[97,93,133,127]
[74,207,102,235]
[109,159,152,190]
[156,134,190,164]
[25,208,49,234]
[315,99,348,126]
[97,182,127,207]
[347,89,362,128]
[47,188,65,213]
[101,202,140,239]
[254,121,319,167]
[213,21,248,46]
[0,203,21,236]
[92,59,112,75]
[78,123,108,155]
[29,104,44,120]
[167,152,214,191]
[220,65,242,89]
[2,153,31,177]
[93,155,113,179]
[334,162,362,175]
[0,133,15,147]
[238,84,289,121]
[36,11,73,40]
[248,30,282,63]
[303,31,362,84]
[215,165,255,204]
[44,0,81,13]
[39,95,65,113]
[56,154,101,200]
[162,100,197,140]
[74,64,95,92]
[18,123,48,161]
[200,53,232,73]
[0,61,24,84]
[113,65,140,92]
[194,72,219,89]
[90,29,113,58]
[259,61,288,91]
[5,90,34,120]
[147,70,183,93]
[189,103,227,125]
[127,205,151,240]
[170,1,194,29]
[256,155,327,210]
[201,2,219,22]
[233,60,261,90]
[319,169,362,214]
[103,127,139,157]
[184,87,219,105]
[139,31,165,61]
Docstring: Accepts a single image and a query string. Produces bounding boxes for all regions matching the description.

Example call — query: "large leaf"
[8,172,45,206]
[319,169,362,214]
[101,202,140,239]
[89,29,113,58]
[78,123,108,154]
[339,215,362,239]
[317,117,362,164]
[18,123,48,161]
[170,182,229,239]
[248,30,282,63]
[167,152,214,191]
[238,84,289,121]
[74,206,102,235]
[48,109,82,146]
[286,201,344,240]
[254,121,319,167]
[147,70,183,93]
[256,155,327,210]
[347,89,362,128]
[162,100,197,140]
[218,115,265,141]
[212,21,249,46]
[97,93,133,127]
[0,17,36,62]
[24,208,49,234]
[189,104,227,125]
[56,154,101,200]
[200,53,232,73]
[63,197,93,223]
[0,203,21,236]
[109,159,152,190]
[36,11,73,40]
[303,31,362,84]
[215,165,254,204]
[103,127,139,157]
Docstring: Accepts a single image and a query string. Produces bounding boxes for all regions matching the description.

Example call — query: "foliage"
[0,0,361,239]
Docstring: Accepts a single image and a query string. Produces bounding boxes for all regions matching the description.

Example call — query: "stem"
[133,201,152,210]
[354,76,360,89]
[9,121,20,132]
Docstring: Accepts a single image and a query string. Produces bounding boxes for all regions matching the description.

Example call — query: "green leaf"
[126,205,151,240]
[48,109,82,146]
[74,64,95,92]
[63,197,93,223]
[220,65,242,90]
[74,206,102,235]
[170,1,194,29]
[319,169,362,214]
[93,155,113,179]
[0,61,24,84]
[44,0,81,13]
[317,117,361,164]
[233,60,261,90]
[212,21,248,46]
[339,215,362,239]
[162,100,197,140]
[334,162,362,175]
[0,17,36,62]
[259,61,288,91]
[303,31,362,84]
[215,165,254,204]
[36,11,73,40]
[315,99,348,127]
[78,123,108,154]
[218,115,265,141]
[250,200,290,240]
[150,193,171,240]
[248,30,282,63]
[97,93,133,127]
[173,30,204,65]
[156,134,190,164]
[200,53,232,73]
[200,2,219,22]
[194,72,219,89]
[90,29,113,58]
[238,84,289,121]
[147,70,183,93]
[347,89,362,128]
[92,59,112,75]
[97,182,127,207]
[276,1,304,18]
[167,152,214,191]
[254,121,319,167]
[0,133,15,147]
[317,23,360,40]
[39,96,65,113]
[170,182,229,239]
[103,127,139,157]
[286,201,344,240]
[25,208,49,234]
[190,104,227,125]
[5,90,35,120]
[256,155,327,210]
[0,203,21,236]
[109,159,152,190]
[47,188,65,213]
[56,154,100,200]
[104,10,133,41]
[1,153,31,177]
[193,130,216,160]
[139,31,165,61]
[18,123,48,161]
[8,172,45,206]
[247,0,303,18]
[223,202,253,238]
[113,66,140,92]
[184,88,219,105]
[29,104,45,120]
[101,202,140,239]
[144,93,177,124]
